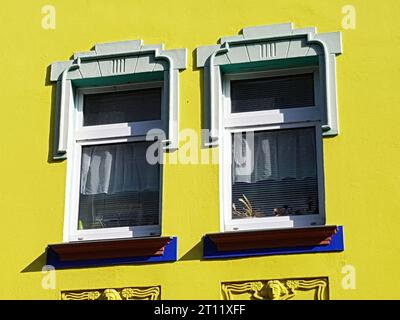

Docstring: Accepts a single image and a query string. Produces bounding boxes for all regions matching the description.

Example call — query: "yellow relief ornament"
[222,277,328,300]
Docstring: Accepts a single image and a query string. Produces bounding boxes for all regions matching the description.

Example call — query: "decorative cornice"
[196,23,341,68]
[61,286,161,300]
[50,40,187,159]
[222,277,329,300]
[196,22,342,145]
[51,40,186,81]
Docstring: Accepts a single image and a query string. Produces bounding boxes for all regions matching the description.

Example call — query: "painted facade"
[0,0,399,299]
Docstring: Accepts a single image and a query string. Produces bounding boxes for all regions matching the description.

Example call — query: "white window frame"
[64,81,165,242]
[220,67,326,232]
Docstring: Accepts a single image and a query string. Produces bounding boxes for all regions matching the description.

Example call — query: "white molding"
[50,40,187,159]
[196,23,342,146]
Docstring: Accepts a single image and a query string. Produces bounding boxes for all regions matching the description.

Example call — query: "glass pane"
[78,141,160,229]
[231,73,315,113]
[231,127,318,219]
[83,88,162,126]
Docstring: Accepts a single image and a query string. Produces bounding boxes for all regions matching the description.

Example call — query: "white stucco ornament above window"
[196,23,343,146]
[50,40,187,159]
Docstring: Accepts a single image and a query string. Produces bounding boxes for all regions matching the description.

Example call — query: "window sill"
[203,225,344,259]
[46,236,177,269]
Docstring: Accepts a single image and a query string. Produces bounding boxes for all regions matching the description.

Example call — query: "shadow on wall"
[45,64,63,164]
[21,252,47,273]
[192,49,210,150]
[179,239,204,261]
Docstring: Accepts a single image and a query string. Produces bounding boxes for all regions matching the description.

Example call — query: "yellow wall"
[0,0,399,299]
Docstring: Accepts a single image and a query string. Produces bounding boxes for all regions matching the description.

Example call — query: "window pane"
[83,88,162,126]
[231,73,315,113]
[231,127,318,219]
[78,141,160,229]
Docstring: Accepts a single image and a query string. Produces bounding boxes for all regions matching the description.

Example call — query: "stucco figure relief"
[222,278,328,300]
[61,286,161,300]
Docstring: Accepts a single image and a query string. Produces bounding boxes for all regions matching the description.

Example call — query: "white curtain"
[233,129,316,183]
[80,143,159,195]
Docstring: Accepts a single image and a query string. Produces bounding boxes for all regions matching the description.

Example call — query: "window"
[50,40,187,245]
[68,82,164,241]
[196,23,342,235]
[221,68,325,231]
